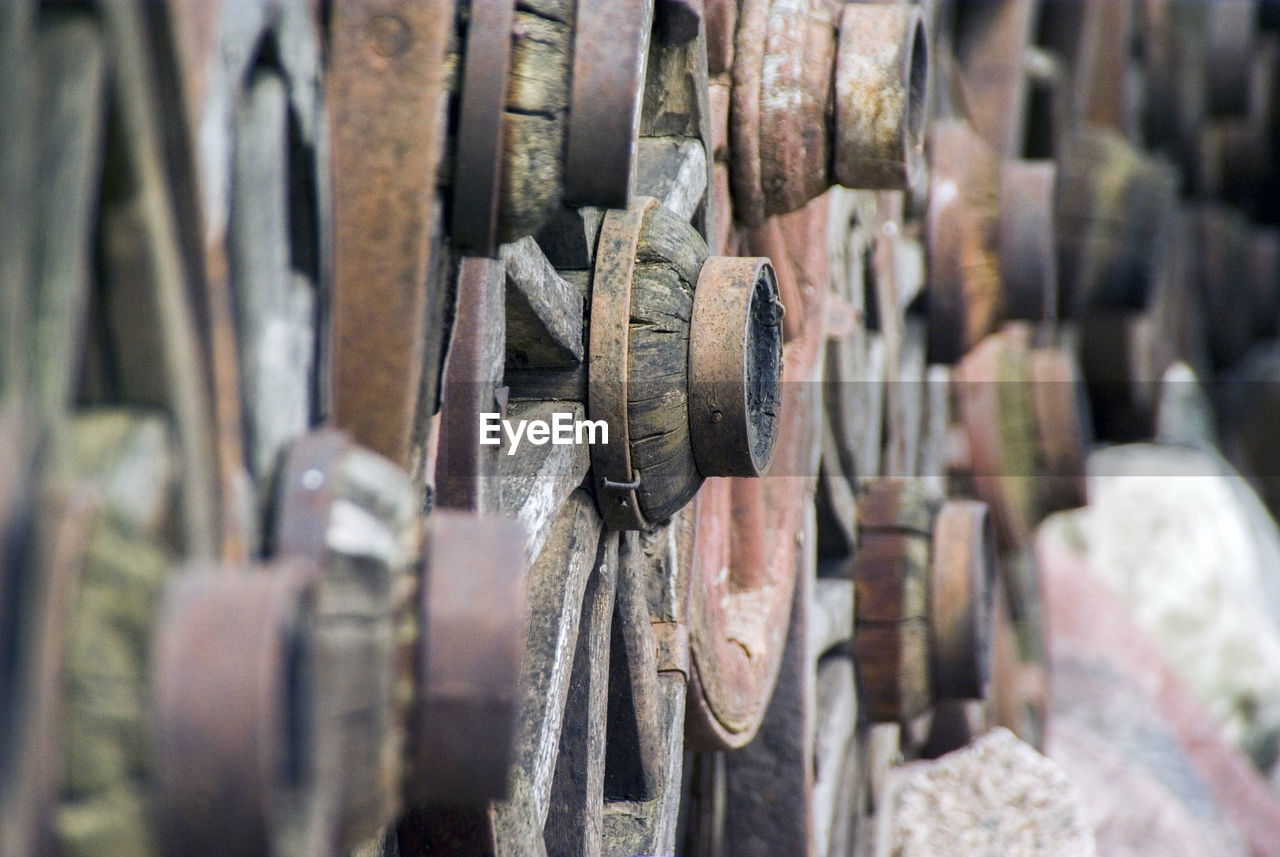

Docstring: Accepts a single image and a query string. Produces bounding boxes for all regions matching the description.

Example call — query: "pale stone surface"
[1154,361,1217,451]
[1036,523,1280,856]
[1077,444,1280,771]
[880,728,1095,857]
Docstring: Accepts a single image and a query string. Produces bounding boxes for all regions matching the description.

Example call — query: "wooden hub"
[851,481,997,723]
[589,198,784,529]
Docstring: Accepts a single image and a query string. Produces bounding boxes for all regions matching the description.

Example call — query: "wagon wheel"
[677,0,939,850]
[0,3,228,853]
[389,3,787,854]
[161,0,330,560]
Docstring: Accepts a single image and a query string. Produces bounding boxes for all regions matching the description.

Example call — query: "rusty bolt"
[852,482,997,722]
[688,256,783,478]
[833,3,929,190]
[153,562,321,857]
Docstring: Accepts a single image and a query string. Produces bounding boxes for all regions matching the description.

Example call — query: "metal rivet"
[369,15,411,58]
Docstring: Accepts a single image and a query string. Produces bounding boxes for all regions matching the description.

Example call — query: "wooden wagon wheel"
[678,0,943,852]
[387,3,789,854]
[0,3,229,854]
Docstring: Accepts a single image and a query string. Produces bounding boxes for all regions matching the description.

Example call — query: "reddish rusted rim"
[410,512,527,804]
[728,0,769,226]
[685,477,793,749]
[564,0,651,207]
[757,0,836,215]
[689,256,783,477]
[686,204,827,749]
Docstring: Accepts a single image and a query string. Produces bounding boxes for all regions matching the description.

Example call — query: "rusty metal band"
[728,0,769,225]
[452,0,516,255]
[275,428,349,563]
[564,0,653,207]
[329,0,453,466]
[153,562,319,857]
[999,160,1058,324]
[588,197,659,530]
[1029,348,1088,512]
[930,500,995,701]
[833,2,928,190]
[410,512,526,804]
[688,256,781,477]
[436,255,503,511]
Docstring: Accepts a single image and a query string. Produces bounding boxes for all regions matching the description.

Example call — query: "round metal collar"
[588,196,660,530]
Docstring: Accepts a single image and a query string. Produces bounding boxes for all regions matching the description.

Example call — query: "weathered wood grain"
[628,207,706,523]
[230,69,315,507]
[499,401,592,567]
[810,577,855,659]
[544,533,616,857]
[636,137,708,222]
[100,1,220,559]
[32,15,104,435]
[535,210,604,270]
[0,0,34,407]
[496,7,573,242]
[503,237,585,369]
[491,492,601,849]
[812,654,859,857]
[640,14,716,242]
[56,411,176,857]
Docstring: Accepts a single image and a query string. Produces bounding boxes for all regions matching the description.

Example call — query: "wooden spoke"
[503,237,585,370]
[636,137,709,222]
[230,67,316,502]
[32,13,106,435]
[499,401,593,567]
[543,531,617,857]
[491,491,603,847]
